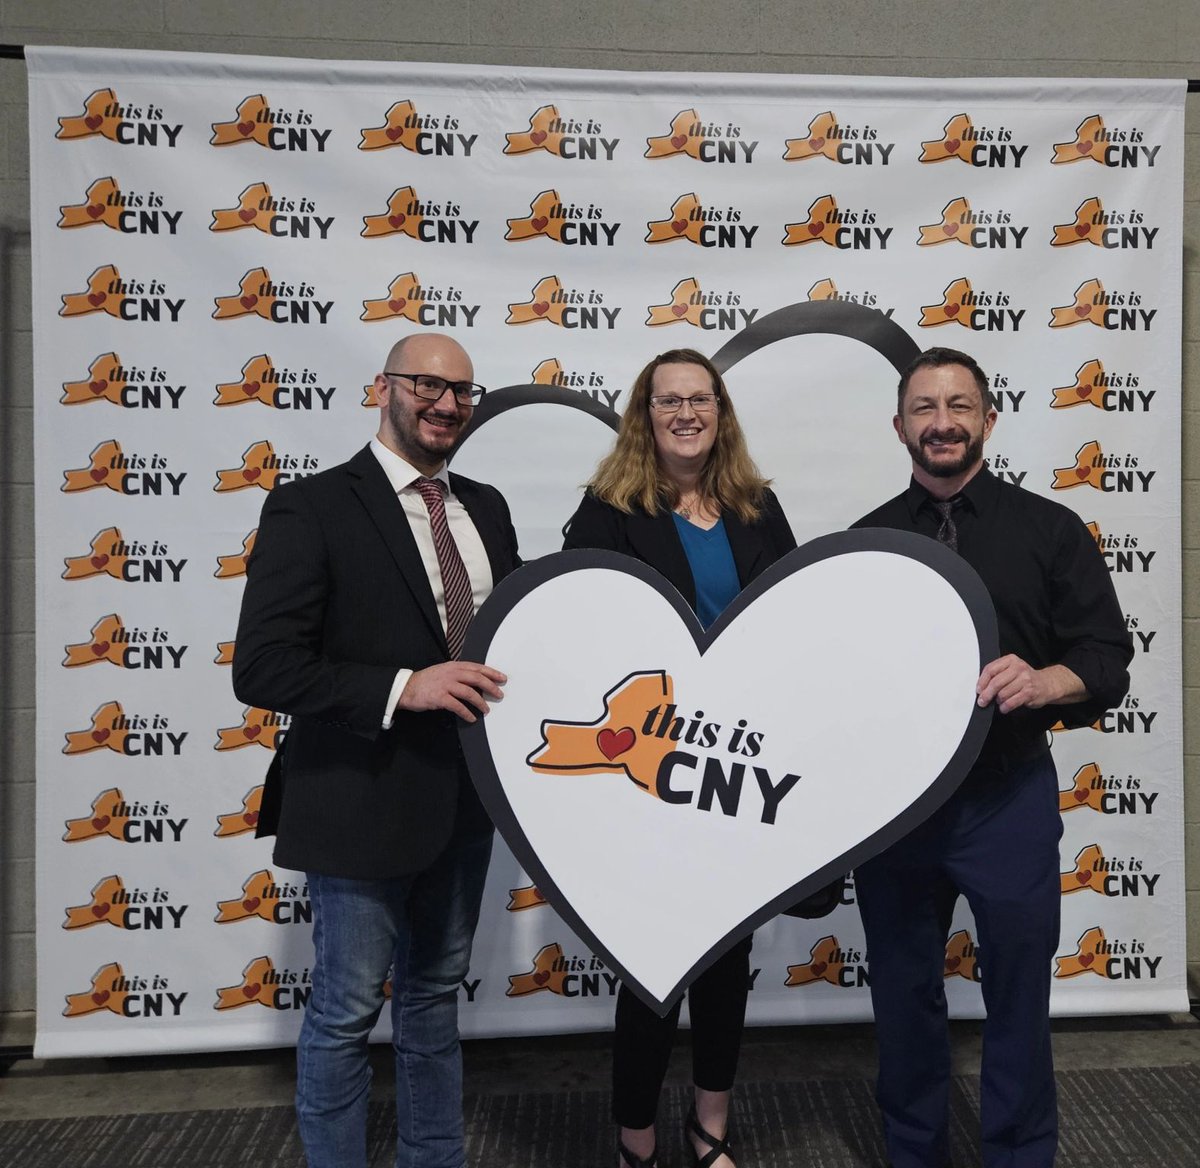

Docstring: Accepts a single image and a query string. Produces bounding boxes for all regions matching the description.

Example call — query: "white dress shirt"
[370,438,494,726]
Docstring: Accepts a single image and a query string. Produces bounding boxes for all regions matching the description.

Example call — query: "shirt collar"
[902,465,997,521]
[369,437,450,494]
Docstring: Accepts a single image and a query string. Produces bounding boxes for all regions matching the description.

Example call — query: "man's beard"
[906,428,985,479]
[387,394,461,464]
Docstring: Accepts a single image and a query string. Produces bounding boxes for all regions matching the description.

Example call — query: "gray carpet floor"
[1,1065,1197,1167]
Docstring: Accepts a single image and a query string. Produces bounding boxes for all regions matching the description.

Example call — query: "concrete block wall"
[0,1,1196,1037]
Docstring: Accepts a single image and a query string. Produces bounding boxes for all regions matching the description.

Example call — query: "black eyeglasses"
[384,372,486,407]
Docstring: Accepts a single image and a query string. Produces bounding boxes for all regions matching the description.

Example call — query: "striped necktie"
[412,477,473,658]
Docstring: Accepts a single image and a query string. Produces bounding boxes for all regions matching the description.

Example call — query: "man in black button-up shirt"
[852,347,1132,1168]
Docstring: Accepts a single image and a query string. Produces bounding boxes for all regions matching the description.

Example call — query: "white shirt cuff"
[382,668,414,729]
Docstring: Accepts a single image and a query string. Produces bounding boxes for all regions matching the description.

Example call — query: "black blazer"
[561,488,797,601]
[233,444,520,879]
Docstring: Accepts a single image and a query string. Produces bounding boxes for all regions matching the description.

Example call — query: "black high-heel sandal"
[685,1105,734,1168]
[618,1139,658,1168]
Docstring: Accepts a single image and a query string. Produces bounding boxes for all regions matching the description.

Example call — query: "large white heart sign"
[461,529,996,1013]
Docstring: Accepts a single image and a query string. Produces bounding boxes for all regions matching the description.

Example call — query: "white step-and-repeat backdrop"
[27,46,1186,1056]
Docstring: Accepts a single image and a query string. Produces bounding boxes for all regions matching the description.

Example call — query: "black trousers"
[856,754,1062,1168]
[611,935,752,1129]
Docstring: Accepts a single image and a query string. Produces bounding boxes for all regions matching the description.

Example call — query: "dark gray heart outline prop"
[448,300,920,456]
[461,529,997,1015]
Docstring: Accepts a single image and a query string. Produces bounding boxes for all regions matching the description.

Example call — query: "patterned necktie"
[412,477,474,659]
[932,498,959,553]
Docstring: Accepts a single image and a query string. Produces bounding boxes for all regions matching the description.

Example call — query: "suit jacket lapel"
[723,508,769,587]
[625,509,696,607]
[451,473,513,587]
[346,445,446,649]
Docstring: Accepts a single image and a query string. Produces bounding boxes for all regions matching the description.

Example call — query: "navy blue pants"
[856,753,1062,1168]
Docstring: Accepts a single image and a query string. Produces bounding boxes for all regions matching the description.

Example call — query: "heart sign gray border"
[461,528,997,1015]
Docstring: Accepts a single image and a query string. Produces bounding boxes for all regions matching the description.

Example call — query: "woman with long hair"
[563,349,796,1168]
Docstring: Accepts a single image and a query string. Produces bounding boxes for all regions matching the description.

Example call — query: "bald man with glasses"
[234,333,520,1168]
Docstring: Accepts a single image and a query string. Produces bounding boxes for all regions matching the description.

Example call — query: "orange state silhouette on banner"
[64,963,130,1016]
[505,105,565,155]
[920,278,973,327]
[213,267,277,321]
[57,88,120,141]
[919,113,976,163]
[63,788,131,842]
[783,112,841,161]
[1059,762,1106,812]
[782,194,840,246]
[918,197,974,246]
[215,786,264,837]
[1052,197,1106,246]
[1052,359,1108,409]
[211,182,275,232]
[362,187,424,239]
[215,870,282,923]
[215,355,277,406]
[60,264,125,319]
[645,109,703,159]
[359,100,422,150]
[62,439,124,493]
[785,936,845,986]
[506,276,567,325]
[1055,927,1108,978]
[361,272,425,323]
[63,613,127,667]
[1051,440,1104,490]
[1052,115,1106,163]
[506,190,567,241]
[210,95,273,146]
[63,875,127,929]
[215,956,278,1009]
[507,943,569,996]
[1050,279,1107,328]
[646,193,705,243]
[215,529,257,578]
[646,278,704,326]
[58,177,123,229]
[62,353,126,405]
[1061,843,1106,894]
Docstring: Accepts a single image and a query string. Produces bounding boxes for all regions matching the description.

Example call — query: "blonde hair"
[587,349,769,523]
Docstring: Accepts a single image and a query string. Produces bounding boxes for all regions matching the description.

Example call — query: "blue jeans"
[296,816,493,1168]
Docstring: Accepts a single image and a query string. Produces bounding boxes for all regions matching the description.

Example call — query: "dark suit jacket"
[233,444,520,879]
[561,488,796,600]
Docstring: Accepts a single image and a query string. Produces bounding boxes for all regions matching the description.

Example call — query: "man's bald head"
[383,333,473,382]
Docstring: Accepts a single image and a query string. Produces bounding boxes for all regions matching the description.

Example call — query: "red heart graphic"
[808,222,822,236]
[671,219,688,234]
[244,724,262,739]
[243,810,259,826]
[87,292,106,307]
[92,815,111,831]
[243,468,262,482]
[243,897,261,912]
[1077,140,1092,154]
[243,381,260,396]
[1077,384,1093,398]
[1074,789,1089,802]
[86,204,105,219]
[1075,223,1090,237]
[943,222,959,236]
[809,136,826,150]
[531,215,549,232]
[238,208,256,222]
[811,962,827,976]
[85,115,104,131]
[89,468,108,482]
[945,138,961,152]
[92,903,110,918]
[532,301,549,316]
[89,380,108,394]
[240,294,258,310]
[671,134,688,149]
[92,728,110,743]
[242,982,261,998]
[1074,304,1090,318]
[944,303,960,317]
[91,990,110,1005]
[1079,952,1094,966]
[237,121,254,137]
[945,955,961,970]
[597,727,636,760]
[531,130,548,145]
[532,970,551,986]
[671,304,688,317]
[386,127,403,141]
[388,298,407,312]
[1074,467,1090,481]
[388,213,406,228]
[91,641,110,656]
[1076,870,1091,884]
[90,554,110,570]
